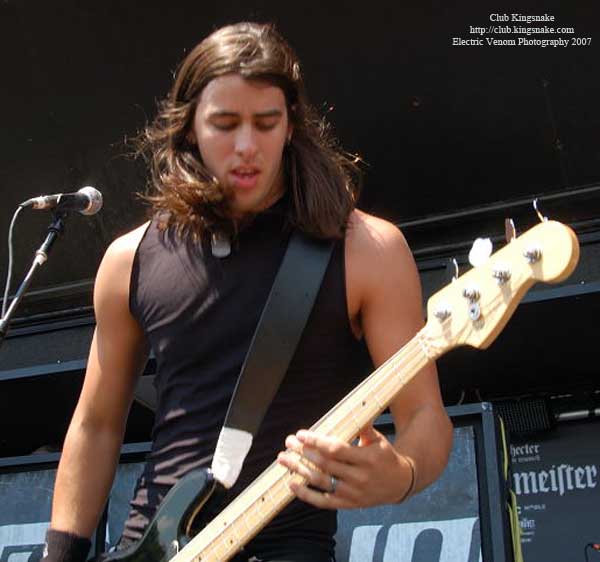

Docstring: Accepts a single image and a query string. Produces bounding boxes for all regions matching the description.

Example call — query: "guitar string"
[192,271,529,561]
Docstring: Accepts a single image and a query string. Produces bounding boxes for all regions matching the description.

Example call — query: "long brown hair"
[139,22,361,239]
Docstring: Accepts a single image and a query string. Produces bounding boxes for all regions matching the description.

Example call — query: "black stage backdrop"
[0,0,599,310]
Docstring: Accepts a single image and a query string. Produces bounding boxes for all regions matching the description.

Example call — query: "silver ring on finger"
[330,475,338,494]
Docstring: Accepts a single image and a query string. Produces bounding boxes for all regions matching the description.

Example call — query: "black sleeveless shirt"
[122,200,371,550]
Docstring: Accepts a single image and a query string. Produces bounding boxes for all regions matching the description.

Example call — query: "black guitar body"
[98,469,224,561]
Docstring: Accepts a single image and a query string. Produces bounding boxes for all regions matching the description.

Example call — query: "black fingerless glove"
[42,529,91,562]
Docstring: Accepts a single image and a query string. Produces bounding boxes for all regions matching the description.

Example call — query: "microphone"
[21,186,103,216]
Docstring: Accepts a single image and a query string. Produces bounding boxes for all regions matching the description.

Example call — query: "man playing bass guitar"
[43,22,453,562]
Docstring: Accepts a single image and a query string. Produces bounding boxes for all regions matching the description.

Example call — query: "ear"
[187,129,197,145]
[286,104,296,144]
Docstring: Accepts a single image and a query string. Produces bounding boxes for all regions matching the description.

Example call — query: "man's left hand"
[277,425,413,510]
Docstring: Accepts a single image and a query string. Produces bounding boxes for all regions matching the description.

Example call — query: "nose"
[234,124,258,160]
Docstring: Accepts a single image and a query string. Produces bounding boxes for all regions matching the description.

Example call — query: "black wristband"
[42,529,91,562]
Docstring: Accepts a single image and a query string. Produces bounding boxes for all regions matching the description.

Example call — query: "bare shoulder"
[94,221,151,307]
[103,221,151,266]
[345,210,421,340]
[346,209,415,279]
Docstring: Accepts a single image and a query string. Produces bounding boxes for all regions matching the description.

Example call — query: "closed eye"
[255,118,279,131]
[211,119,238,131]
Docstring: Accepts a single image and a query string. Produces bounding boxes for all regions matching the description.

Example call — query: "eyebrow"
[208,109,284,119]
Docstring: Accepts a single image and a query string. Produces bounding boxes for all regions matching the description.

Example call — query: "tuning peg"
[492,266,512,285]
[524,246,542,264]
[533,198,548,222]
[446,258,459,283]
[462,287,480,302]
[505,218,516,243]
[468,238,493,267]
[434,306,452,322]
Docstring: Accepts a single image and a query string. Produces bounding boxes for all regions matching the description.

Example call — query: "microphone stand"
[0,211,67,349]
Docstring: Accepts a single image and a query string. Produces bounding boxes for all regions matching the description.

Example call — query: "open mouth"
[230,168,260,189]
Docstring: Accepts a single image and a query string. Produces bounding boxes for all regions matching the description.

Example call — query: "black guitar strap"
[211,231,334,489]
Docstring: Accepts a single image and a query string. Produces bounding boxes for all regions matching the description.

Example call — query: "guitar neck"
[173,329,433,562]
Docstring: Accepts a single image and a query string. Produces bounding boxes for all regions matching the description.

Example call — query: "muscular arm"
[357,215,452,496]
[279,211,453,508]
[50,228,149,538]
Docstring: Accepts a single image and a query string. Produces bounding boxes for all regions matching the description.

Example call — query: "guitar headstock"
[425,220,579,354]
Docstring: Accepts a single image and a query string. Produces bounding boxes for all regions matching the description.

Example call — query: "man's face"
[191,74,292,218]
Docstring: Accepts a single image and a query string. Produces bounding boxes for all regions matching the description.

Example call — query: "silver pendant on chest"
[211,231,232,258]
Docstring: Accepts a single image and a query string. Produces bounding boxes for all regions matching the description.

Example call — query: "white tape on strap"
[211,427,253,488]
